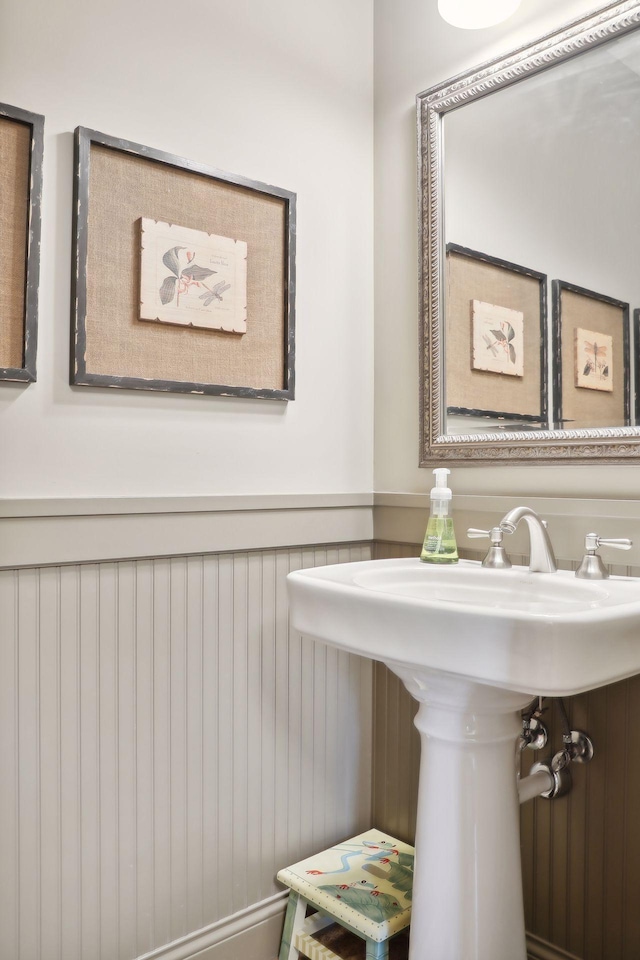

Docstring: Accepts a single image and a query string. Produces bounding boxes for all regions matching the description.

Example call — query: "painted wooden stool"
[277,829,414,960]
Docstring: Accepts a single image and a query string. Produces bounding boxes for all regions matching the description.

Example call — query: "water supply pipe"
[517,766,555,804]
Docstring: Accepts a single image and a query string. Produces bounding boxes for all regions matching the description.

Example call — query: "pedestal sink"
[286,558,640,960]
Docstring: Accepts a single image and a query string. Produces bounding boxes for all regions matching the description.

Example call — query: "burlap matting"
[86,144,287,389]
[445,251,543,418]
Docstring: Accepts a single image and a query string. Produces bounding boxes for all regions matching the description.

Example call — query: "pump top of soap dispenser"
[431,468,452,501]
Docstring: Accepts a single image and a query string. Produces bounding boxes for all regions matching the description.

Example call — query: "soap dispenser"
[420,468,459,563]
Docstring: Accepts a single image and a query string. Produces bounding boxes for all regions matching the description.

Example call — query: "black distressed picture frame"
[445,243,548,426]
[552,280,630,429]
[0,102,44,383]
[71,127,296,400]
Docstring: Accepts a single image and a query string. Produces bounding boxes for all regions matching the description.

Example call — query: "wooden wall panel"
[0,543,373,960]
[516,675,640,960]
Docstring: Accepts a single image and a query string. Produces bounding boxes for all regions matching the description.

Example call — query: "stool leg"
[279,892,306,960]
[365,940,389,960]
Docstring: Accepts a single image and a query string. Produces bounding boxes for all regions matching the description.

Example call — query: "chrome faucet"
[499,506,557,574]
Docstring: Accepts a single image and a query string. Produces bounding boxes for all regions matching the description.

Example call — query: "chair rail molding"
[4,490,640,568]
[0,493,374,568]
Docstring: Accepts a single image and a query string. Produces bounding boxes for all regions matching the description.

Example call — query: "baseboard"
[132,896,577,960]
[526,932,583,960]
[136,891,288,960]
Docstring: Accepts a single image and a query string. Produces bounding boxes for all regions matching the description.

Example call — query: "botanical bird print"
[581,338,609,380]
[159,245,220,307]
[483,320,517,365]
[574,327,613,392]
[471,300,524,377]
[139,218,247,334]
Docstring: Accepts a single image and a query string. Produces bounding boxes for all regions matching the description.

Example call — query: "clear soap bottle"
[420,468,459,563]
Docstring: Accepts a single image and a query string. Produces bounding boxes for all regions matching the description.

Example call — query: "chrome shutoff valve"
[562,729,594,764]
[530,730,595,801]
[521,698,548,751]
[522,715,547,751]
[575,533,632,580]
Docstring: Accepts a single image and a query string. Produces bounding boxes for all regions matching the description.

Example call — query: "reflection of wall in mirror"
[443,30,640,428]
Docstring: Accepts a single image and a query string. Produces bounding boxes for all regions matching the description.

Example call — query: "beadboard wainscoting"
[0,541,373,960]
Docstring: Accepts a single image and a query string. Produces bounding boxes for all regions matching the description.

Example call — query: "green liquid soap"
[420,516,459,563]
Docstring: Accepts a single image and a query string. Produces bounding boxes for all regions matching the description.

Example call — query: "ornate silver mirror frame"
[418,0,640,465]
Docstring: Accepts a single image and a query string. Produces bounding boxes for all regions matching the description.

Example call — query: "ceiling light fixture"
[438,0,522,30]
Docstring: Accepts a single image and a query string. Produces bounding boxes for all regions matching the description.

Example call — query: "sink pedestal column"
[391,665,534,960]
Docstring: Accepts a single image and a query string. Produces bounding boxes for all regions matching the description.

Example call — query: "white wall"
[0,0,374,498]
[374,0,640,497]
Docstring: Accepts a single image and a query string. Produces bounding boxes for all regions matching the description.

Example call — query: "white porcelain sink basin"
[287,556,640,960]
[287,557,640,697]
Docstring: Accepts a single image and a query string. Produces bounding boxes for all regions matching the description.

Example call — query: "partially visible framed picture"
[0,102,44,383]
[552,280,629,429]
[71,127,296,400]
[635,309,640,426]
[445,244,548,426]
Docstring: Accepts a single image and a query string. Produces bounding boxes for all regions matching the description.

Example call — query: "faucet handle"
[576,532,633,579]
[467,527,512,569]
[584,533,632,552]
[467,527,503,543]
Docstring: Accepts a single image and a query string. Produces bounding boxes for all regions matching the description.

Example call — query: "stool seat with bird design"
[277,829,414,960]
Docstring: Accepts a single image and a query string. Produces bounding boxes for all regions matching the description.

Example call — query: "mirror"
[418,0,640,463]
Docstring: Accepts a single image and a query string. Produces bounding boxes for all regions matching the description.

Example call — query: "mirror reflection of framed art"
[445,244,547,433]
[552,280,630,431]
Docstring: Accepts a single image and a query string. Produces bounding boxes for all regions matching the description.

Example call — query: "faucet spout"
[499,506,557,574]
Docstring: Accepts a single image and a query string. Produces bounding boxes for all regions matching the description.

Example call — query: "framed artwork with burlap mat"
[445,244,548,427]
[552,280,629,430]
[0,102,43,383]
[71,127,296,400]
